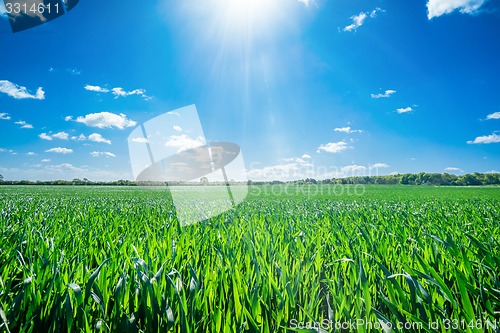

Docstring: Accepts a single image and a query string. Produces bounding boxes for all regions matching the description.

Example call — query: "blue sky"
[0,0,499,181]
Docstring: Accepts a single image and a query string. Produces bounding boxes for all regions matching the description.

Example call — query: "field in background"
[0,185,499,332]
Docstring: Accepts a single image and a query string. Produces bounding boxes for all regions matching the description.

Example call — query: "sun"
[216,0,281,33]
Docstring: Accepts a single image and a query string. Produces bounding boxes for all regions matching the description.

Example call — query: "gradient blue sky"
[1,0,499,181]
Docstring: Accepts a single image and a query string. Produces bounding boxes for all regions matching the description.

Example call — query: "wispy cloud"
[84,85,109,93]
[71,112,137,129]
[334,126,363,134]
[85,84,152,100]
[45,147,73,154]
[246,156,315,181]
[301,154,312,159]
[396,107,413,114]
[371,89,396,98]
[40,132,69,140]
[0,113,11,120]
[467,133,500,144]
[486,112,500,120]
[444,167,464,172]
[52,132,69,140]
[427,0,489,19]
[112,87,151,100]
[14,120,33,129]
[90,151,116,158]
[317,141,351,153]
[130,137,149,143]
[66,68,81,75]
[370,163,390,168]
[0,80,45,100]
[340,165,366,175]
[343,8,384,32]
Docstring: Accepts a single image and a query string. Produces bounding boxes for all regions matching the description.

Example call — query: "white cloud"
[246,156,316,181]
[165,134,204,152]
[39,132,69,140]
[396,107,413,114]
[371,89,396,98]
[334,126,363,134]
[283,157,313,166]
[343,8,383,32]
[84,85,109,93]
[341,165,366,175]
[74,112,137,129]
[444,167,464,172]
[486,112,500,120]
[71,134,87,141]
[64,116,73,121]
[467,133,500,144]
[0,148,14,153]
[317,141,350,153]
[45,147,73,154]
[0,165,132,181]
[88,133,112,144]
[90,151,116,158]
[52,132,69,140]
[26,152,37,156]
[0,113,11,120]
[173,125,183,132]
[302,154,312,159]
[48,163,87,172]
[15,120,33,129]
[85,84,152,100]
[131,137,149,143]
[111,87,151,100]
[343,12,367,32]
[371,163,390,168]
[427,0,488,19]
[0,80,45,100]
[41,159,51,163]
[39,133,52,141]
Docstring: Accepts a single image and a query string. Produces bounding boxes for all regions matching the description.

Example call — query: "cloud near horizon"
[317,141,350,153]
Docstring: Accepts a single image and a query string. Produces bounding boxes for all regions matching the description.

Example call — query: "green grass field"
[1,185,499,332]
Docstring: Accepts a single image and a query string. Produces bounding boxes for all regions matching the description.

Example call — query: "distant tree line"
[251,172,500,186]
[0,177,136,186]
[0,172,499,186]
